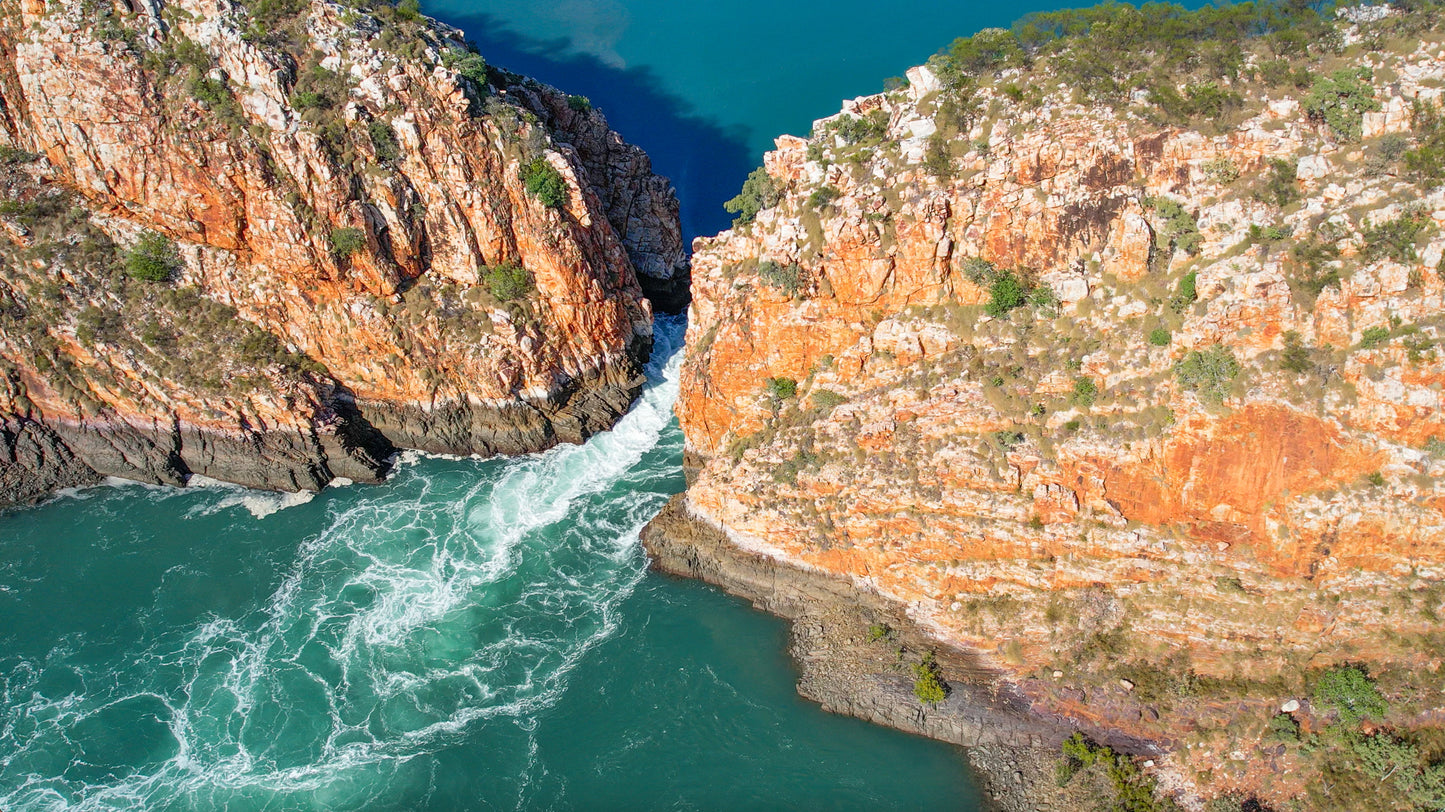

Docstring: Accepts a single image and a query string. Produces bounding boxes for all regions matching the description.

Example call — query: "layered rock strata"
[0,0,686,505]
[667,15,1445,807]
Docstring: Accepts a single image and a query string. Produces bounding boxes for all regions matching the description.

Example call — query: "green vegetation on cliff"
[919,0,1445,142]
[0,169,329,410]
[521,158,569,208]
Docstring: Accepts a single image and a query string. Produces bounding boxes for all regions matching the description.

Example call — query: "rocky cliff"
[665,7,1445,808]
[0,0,686,505]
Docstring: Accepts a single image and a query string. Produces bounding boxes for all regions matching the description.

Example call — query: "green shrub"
[1202,156,1239,185]
[0,144,39,165]
[1215,575,1247,594]
[1259,58,1313,89]
[1169,271,1198,313]
[867,623,891,641]
[368,120,401,165]
[938,26,1024,80]
[189,73,230,106]
[1313,664,1387,726]
[1248,223,1293,244]
[923,133,954,179]
[288,61,349,128]
[328,227,366,259]
[1358,325,1391,349]
[912,653,948,704]
[1256,158,1299,207]
[521,158,568,208]
[443,49,488,85]
[1145,196,1202,255]
[1286,239,1342,305]
[1365,133,1409,176]
[985,270,1028,317]
[811,389,847,410]
[1353,733,1445,809]
[566,94,591,113]
[995,430,1026,449]
[961,256,999,285]
[765,376,798,401]
[1029,285,1059,310]
[75,305,126,347]
[832,109,890,146]
[1072,376,1098,407]
[1304,68,1381,142]
[1175,345,1239,405]
[1148,328,1171,346]
[757,261,805,297]
[291,90,329,111]
[1268,713,1301,742]
[1362,210,1431,263]
[393,0,422,22]
[484,262,534,301]
[808,185,841,209]
[1403,101,1445,181]
[724,167,780,226]
[1056,733,1173,811]
[125,232,180,282]
[1280,330,1313,373]
[1150,80,1242,125]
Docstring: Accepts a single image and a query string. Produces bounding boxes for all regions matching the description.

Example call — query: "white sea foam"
[0,316,690,812]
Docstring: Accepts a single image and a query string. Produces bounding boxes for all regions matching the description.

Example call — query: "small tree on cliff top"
[724,167,780,226]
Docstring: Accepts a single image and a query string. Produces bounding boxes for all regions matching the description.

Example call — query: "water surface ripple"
[1,317,980,810]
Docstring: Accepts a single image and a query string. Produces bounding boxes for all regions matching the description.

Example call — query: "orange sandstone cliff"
[660,12,1445,808]
[0,0,686,504]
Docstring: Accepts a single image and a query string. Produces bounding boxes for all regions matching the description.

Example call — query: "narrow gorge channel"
[0,317,983,809]
[9,0,1443,809]
[0,0,1078,807]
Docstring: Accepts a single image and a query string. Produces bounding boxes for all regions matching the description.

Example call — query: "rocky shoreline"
[0,342,657,508]
[640,494,1082,812]
[359,334,652,458]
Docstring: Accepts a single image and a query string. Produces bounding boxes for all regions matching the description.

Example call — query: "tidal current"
[0,0,1093,803]
[1,317,983,810]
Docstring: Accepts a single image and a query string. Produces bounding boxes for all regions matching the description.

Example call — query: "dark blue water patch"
[422,0,1087,241]
[427,7,754,241]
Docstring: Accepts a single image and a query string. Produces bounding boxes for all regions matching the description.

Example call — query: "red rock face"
[0,0,683,499]
[677,45,1445,801]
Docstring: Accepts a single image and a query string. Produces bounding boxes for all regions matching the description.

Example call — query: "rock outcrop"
[0,0,686,505]
[667,11,1445,807]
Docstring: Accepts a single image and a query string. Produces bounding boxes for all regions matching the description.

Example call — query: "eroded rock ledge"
[642,494,1114,812]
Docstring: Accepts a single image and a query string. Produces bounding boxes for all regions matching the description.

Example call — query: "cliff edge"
[0,0,688,505]
[666,5,1445,808]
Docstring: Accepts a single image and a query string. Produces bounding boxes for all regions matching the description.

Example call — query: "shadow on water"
[426,8,754,242]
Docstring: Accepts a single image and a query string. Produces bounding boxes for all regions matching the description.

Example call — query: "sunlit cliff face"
[676,37,1445,793]
[0,0,684,497]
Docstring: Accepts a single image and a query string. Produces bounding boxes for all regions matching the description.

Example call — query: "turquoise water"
[0,2,1084,807]
[426,0,1071,237]
[1,317,984,810]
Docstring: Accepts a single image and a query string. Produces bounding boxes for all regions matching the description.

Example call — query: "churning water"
[1,317,981,810]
